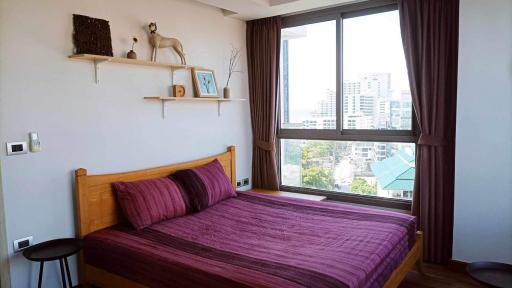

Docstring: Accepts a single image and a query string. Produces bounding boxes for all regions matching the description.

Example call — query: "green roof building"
[370,150,415,191]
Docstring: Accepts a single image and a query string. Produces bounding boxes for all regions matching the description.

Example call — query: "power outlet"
[237,178,250,188]
[13,236,33,252]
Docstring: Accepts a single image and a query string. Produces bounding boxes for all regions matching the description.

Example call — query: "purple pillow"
[113,177,189,230]
[170,159,236,212]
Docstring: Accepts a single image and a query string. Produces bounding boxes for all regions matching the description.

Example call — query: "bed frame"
[75,146,423,288]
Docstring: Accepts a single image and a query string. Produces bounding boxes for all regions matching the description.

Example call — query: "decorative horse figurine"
[148,22,186,65]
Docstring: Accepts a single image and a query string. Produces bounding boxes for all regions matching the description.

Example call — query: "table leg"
[37,261,44,288]
[58,259,67,288]
[64,257,72,288]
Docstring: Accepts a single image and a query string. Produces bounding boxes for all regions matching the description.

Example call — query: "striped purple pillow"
[113,177,189,230]
[170,159,236,212]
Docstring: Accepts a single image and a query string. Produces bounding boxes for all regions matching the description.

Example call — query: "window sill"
[279,185,412,211]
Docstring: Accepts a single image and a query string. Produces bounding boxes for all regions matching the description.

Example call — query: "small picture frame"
[192,68,219,98]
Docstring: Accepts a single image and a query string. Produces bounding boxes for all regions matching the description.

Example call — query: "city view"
[279,12,415,200]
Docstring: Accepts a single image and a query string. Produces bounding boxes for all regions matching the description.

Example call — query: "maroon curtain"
[398,0,459,263]
[246,17,281,190]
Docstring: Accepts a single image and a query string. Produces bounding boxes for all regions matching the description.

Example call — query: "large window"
[279,4,416,204]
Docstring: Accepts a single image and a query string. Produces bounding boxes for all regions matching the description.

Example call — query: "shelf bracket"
[161,100,168,119]
[93,59,109,84]
[217,101,221,117]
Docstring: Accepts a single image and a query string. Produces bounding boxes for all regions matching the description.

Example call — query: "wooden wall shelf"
[70,54,247,119]
[144,97,247,118]
[69,54,194,84]
[144,97,246,102]
[69,54,191,69]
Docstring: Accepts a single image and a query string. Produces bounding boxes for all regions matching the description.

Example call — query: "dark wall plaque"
[73,14,113,56]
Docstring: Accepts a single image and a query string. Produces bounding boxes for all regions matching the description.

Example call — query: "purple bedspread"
[84,192,416,288]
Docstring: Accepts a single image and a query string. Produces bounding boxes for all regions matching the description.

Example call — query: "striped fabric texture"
[85,192,416,288]
[171,159,236,212]
[113,177,189,230]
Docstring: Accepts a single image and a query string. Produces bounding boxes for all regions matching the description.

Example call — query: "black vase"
[127,50,137,59]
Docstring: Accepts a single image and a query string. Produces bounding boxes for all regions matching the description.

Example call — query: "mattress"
[84,192,416,288]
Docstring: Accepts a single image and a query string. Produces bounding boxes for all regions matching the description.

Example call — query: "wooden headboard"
[75,146,236,238]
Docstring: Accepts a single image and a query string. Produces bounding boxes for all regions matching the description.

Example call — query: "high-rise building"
[376,99,391,129]
[359,95,376,117]
[345,113,373,129]
[343,81,361,116]
[390,90,413,130]
[312,89,336,118]
[304,89,337,129]
[375,143,388,161]
[342,73,391,129]
[360,73,391,97]
[281,39,290,124]
[280,26,308,128]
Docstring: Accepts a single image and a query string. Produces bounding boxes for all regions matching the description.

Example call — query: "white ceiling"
[192,0,360,20]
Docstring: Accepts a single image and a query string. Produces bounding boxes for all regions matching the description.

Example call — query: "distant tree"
[301,141,334,168]
[350,178,376,195]
[299,141,335,190]
[284,141,302,165]
[302,167,334,190]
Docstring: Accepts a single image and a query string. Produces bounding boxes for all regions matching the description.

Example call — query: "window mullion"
[337,16,343,135]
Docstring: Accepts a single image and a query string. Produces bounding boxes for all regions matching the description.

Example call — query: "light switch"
[29,132,41,152]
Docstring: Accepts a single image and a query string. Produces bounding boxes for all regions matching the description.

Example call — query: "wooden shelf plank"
[69,54,191,70]
[144,97,247,118]
[144,97,247,102]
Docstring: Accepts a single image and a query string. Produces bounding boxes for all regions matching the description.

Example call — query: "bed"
[75,146,423,288]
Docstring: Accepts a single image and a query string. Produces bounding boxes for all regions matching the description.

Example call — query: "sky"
[281,10,410,123]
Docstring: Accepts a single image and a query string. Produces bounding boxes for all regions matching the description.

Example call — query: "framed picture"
[192,68,219,98]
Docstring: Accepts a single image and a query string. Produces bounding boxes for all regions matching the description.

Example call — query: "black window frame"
[278,0,417,210]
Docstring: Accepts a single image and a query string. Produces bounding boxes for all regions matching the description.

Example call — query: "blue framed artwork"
[192,68,219,98]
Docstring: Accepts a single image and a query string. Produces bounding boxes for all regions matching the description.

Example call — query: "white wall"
[0,0,252,287]
[453,0,512,264]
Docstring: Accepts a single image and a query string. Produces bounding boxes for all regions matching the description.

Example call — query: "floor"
[78,264,485,288]
[399,264,485,288]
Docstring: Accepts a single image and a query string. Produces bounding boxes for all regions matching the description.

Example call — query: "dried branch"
[226,46,241,87]
[131,37,138,50]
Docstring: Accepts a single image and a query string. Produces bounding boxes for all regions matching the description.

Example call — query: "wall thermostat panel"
[6,142,28,156]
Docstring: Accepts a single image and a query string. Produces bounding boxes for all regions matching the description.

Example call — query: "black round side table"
[467,261,512,288]
[22,238,83,288]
